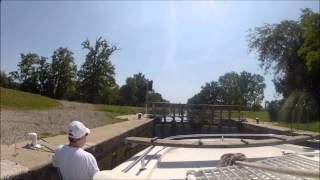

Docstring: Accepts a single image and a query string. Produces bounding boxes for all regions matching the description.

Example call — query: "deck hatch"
[191,154,319,180]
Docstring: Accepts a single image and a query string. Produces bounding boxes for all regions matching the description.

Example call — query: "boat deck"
[191,154,319,180]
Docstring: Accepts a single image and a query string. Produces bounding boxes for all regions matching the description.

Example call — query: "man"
[53,121,99,180]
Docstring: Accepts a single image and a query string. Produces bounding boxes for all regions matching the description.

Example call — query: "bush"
[279,90,319,123]
[251,103,262,111]
[267,100,281,121]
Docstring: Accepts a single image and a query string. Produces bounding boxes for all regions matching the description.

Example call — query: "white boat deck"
[94,138,320,180]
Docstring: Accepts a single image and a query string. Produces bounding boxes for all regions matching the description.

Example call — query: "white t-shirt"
[53,145,99,180]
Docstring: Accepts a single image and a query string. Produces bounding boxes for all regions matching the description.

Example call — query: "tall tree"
[78,37,117,103]
[188,71,265,109]
[218,72,241,105]
[239,71,265,107]
[248,8,320,122]
[38,57,51,95]
[50,47,77,99]
[248,20,306,97]
[120,78,138,105]
[188,81,222,104]
[133,73,149,106]
[9,53,49,93]
[120,73,160,106]
[298,9,320,103]
[0,71,10,88]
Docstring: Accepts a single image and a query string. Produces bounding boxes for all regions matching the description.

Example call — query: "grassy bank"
[96,104,144,119]
[241,110,319,132]
[276,121,320,132]
[241,111,270,122]
[0,87,61,109]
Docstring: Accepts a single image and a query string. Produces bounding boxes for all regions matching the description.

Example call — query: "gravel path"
[1,100,109,145]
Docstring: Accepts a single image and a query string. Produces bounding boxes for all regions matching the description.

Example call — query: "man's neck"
[69,143,82,148]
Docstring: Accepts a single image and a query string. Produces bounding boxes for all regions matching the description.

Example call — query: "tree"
[119,73,161,106]
[148,92,163,102]
[218,72,241,105]
[188,81,222,104]
[0,71,10,88]
[298,9,320,105]
[9,53,50,93]
[248,20,306,97]
[298,8,320,72]
[0,71,17,88]
[133,73,149,106]
[120,77,138,105]
[187,71,265,109]
[239,71,265,108]
[248,9,320,121]
[50,47,77,99]
[78,37,117,103]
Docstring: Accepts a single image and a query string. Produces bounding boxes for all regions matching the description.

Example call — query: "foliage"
[9,53,50,94]
[238,71,265,108]
[240,110,319,132]
[119,73,162,106]
[248,20,307,97]
[0,87,61,109]
[120,77,138,105]
[298,8,320,72]
[267,100,282,121]
[188,71,265,109]
[78,37,118,103]
[279,91,319,123]
[218,72,241,105]
[248,8,319,107]
[248,8,320,123]
[0,71,9,87]
[0,71,17,88]
[50,47,77,99]
[37,57,51,95]
[148,92,163,103]
[188,81,222,104]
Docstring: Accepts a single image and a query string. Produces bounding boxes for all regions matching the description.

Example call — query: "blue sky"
[1,1,319,103]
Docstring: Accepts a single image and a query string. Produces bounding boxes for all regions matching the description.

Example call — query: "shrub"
[267,100,281,121]
[279,90,319,123]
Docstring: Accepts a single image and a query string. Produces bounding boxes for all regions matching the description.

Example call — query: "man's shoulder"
[78,148,96,159]
[55,145,66,153]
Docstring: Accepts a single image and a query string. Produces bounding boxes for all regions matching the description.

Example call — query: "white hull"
[94,137,320,180]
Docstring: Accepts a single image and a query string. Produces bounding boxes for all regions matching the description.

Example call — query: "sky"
[1,0,319,103]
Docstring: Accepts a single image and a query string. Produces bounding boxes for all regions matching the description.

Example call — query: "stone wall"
[8,121,152,180]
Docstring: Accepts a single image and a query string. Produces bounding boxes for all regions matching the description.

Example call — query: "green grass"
[0,87,61,109]
[241,111,270,122]
[276,121,320,132]
[96,104,144,118]
[95,104,144,124]
[239,110,319,132]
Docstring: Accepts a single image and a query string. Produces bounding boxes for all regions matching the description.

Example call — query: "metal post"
[145,81,148,114]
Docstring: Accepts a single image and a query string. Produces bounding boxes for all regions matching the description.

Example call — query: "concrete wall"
[8,121,152,180]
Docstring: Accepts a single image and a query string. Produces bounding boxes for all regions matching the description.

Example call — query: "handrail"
[126,134,316,148]
[121,146,155,173]
[165,133,290,140]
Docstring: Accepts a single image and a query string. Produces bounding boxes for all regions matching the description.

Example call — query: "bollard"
[255,117,260,124]
[138,113,142,119]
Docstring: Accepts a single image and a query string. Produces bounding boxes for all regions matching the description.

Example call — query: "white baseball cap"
[68,121,90,139]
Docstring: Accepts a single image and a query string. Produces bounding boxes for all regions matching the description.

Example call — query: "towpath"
[0,115,151,179]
